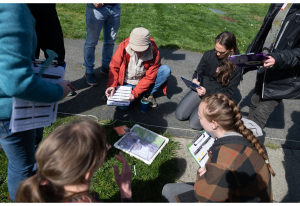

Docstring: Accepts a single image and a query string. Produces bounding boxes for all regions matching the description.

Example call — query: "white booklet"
[187,131,215,168]
[107,86,132,106]
[9,62,65,133]
[114,124,169,165]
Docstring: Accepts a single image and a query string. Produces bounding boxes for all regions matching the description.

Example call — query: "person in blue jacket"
[0,4,71,201]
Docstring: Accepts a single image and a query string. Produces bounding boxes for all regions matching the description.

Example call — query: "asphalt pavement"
[57,38,300,202]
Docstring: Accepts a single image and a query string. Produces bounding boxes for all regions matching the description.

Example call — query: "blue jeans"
[117,64,171,110]
[83,4,121,74]
[0,120,43,201]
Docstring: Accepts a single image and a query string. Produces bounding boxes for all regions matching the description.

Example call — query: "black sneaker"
[148,96,158,108]
[100,66,109,76]
[85,73,98,86]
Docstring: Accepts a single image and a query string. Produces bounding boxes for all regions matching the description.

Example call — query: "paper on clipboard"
[187,131,215,168]
[9,61,65,133]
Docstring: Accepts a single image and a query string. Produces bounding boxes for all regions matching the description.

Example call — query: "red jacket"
[108,37,167,98]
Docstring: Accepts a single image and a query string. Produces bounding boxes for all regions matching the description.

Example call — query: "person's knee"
[175,107,188,121]
[189,119,203,130]
[158,65,171,77]
[85,39,98,47]
[161,183,172,202]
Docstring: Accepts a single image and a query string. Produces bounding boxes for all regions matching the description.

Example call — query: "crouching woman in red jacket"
[105,27,171,109]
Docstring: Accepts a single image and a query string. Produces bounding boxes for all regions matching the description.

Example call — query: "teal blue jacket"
[0,4,63,120]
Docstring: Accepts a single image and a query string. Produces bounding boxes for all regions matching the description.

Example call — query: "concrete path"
[57,38,300,202]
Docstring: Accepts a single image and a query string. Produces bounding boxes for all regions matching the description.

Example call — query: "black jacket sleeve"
[192,52,208,79]
[205,67,242,96]
[270,47,300,70]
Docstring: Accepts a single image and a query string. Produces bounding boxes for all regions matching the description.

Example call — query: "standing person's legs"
[83,5,107,85]
[248,72,281,129]
[175,90,201,121]
[101,4,121,75]
[162,182,196,202]
[0,120,43,201]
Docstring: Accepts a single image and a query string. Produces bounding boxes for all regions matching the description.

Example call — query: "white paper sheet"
[9,62,65,132]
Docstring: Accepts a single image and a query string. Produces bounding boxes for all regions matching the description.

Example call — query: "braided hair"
[202,93,275,176]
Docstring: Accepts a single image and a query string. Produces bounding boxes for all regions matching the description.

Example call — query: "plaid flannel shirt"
[175,135,273,202]
[193,135,273,202]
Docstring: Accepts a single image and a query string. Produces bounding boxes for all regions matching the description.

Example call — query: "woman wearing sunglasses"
[175,31,242,130]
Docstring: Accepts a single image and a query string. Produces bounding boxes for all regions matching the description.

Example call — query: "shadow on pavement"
[281,111,300,202]
[113,101,179,135]
[159,47,186,61]
[58,68,107,114]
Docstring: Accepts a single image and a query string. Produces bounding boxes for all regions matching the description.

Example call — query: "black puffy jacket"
[246,3,300,99]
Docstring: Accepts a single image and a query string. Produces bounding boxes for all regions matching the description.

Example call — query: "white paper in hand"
[107,86,132,106]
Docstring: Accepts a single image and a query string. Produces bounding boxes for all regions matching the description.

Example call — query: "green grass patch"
[265,142,281,150]
[0,114,178,202]
[57,3,270,54]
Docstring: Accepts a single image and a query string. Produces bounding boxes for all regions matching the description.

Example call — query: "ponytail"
[202,93,275,177]
[16,172,64,202]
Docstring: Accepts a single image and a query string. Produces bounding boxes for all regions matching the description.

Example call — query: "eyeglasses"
[215,49,229,55]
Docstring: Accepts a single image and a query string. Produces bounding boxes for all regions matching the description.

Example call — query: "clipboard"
[228,53,269,68]
[181,76,201,92]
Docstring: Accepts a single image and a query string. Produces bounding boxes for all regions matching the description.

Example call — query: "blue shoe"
[85,73,98,86]
[100,66,109,76]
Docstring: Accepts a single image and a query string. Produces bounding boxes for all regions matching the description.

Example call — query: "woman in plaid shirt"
[162,93,275,202]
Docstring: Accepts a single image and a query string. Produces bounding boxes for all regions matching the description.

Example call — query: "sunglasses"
[215,49,229,55]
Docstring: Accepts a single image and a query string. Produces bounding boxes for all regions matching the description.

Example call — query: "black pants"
[248,72,282,129]
[27,3,65,61]
[175,90,203,130]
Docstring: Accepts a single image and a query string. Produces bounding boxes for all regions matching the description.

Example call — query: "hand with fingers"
[93,3,104,8]
[192,78,200,85]
[113,152,132,199]
[57,80,71,100]
[105,87,115,99]
[263,56,275,69]
[197,166,207,177]
[196,86,206,96]
[128,93,135,102]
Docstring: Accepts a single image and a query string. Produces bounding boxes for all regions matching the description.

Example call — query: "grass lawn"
[57,3,270,54]
[0,114,178,202]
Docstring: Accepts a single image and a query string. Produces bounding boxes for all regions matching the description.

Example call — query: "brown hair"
[215,31,239,86]
[202,93,275,177]
[16,120,107,202]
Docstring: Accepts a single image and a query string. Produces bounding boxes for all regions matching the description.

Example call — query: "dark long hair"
[215,31,239,86]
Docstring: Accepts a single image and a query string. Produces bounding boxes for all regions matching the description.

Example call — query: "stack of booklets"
[107,86,132,106]
[114,124,169,165]
[187,131,215,168]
